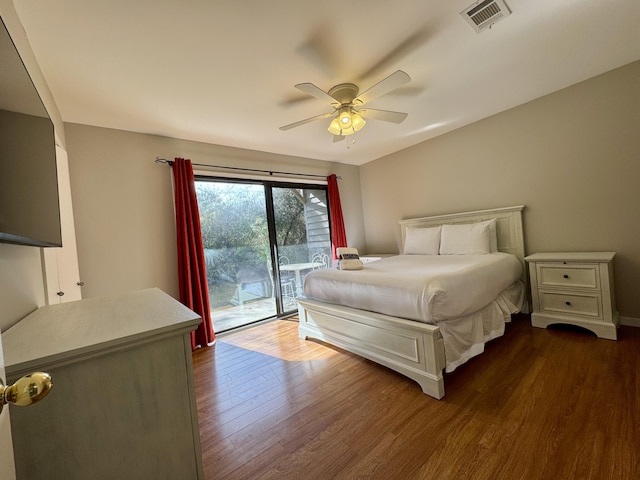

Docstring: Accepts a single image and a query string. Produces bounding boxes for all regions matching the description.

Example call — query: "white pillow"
[439,222,492,255]
[480,218,498,252]
[403,226,441,255]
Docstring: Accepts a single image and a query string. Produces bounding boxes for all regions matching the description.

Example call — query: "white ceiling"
[13,0,640,166]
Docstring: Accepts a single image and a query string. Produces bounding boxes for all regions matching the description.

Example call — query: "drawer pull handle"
[565,301,572,306]
[563,274,569,279]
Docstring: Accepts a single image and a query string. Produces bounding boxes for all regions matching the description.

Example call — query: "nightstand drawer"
[539,291,602,319]
[536,263,599,290]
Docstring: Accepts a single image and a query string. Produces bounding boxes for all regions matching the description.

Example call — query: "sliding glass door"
[272,186,331,312]
[195,177,331,332]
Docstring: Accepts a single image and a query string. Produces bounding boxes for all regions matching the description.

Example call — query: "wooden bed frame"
[297,205,526,399]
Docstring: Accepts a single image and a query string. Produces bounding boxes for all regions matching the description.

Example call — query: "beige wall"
[360,60,640,319]
[64,124,364,300]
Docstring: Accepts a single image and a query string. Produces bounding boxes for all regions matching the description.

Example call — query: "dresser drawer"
[539,291,602,319]
[536,263,599,290]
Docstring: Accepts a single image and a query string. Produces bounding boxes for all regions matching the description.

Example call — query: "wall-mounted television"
[0,16,61,247]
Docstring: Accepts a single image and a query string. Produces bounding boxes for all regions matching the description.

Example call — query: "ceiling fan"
[279,70,411,140]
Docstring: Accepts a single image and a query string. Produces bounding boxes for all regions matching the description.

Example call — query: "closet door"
[42,146,82,304]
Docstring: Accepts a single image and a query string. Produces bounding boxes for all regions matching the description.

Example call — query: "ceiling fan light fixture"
[328,117,343,135]
[339,107,352,126]
[351,111,366,132]
[328,117,356,135]
[327,107,366,136]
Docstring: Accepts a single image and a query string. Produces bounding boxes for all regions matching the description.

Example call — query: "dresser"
[525,252,618,340]
[3,288,204,480]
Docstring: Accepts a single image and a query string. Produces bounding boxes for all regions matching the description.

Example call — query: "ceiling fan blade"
[279,112,335,131]
[387,86,425,97]
[279,94,315,107]
[295,83,340,106]
[357,26,432,82]
[297,26,342,78]
[357,108,408,124]
[353,70,411,106]
[332,135,345,143]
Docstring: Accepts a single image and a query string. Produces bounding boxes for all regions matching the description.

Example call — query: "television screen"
[0,17,61,247]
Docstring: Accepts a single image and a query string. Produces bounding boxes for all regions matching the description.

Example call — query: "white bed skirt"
[438,281,525,372]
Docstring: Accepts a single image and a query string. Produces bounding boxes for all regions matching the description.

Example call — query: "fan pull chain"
[346,135,357,150]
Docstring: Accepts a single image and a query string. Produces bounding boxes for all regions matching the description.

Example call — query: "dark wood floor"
[192,315,639,479]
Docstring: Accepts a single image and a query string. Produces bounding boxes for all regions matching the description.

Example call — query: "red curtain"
[327,174,347,259]
[172,158,215,349]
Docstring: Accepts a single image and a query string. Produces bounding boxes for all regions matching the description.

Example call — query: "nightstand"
[525,252,619,340]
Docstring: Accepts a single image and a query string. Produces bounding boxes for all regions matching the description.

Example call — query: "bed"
[297,205,527,399]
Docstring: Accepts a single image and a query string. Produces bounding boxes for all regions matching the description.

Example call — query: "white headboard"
[399,205,526,285]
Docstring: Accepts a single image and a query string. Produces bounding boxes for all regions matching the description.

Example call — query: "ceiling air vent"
[461,0,511,33]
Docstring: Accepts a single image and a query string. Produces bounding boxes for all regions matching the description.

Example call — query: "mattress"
[303,253,523,324]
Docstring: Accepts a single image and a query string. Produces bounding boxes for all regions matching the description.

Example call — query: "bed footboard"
[297,298,446,399]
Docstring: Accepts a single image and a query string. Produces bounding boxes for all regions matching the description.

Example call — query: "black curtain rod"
[155,157,338,180]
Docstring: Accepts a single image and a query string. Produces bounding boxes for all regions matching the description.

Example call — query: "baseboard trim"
[619,316,640,328]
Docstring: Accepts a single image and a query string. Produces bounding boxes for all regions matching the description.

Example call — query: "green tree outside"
[196,181,308,288]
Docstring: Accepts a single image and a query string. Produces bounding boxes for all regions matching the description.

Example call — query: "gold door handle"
[0,372,53,413]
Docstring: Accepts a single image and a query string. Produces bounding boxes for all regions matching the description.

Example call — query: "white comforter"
[303,253,522,324]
